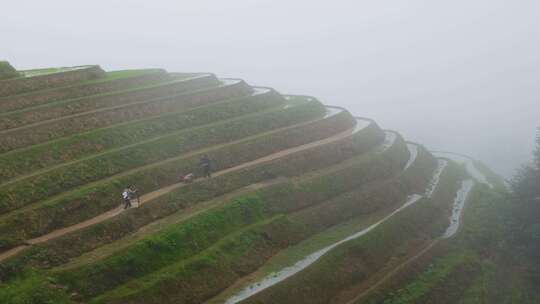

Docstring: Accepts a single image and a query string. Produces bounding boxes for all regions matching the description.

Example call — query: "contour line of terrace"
[222,130,414,304]
[0,86,275,187]
[0,72,204,118]
[312,157,476,304]
[0,107,370,263]
[0,95,307,223]
[0,69,172,115]
[0,65,103,97]
[0,73,220,135]
[58,114,373,269]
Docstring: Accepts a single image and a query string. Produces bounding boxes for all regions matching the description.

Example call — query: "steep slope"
[0,63,512,304]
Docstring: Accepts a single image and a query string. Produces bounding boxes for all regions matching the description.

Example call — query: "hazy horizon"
[2,0,539,177]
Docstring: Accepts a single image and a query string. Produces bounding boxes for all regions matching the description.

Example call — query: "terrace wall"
[0,112,380,281]
[0,74,219,130]
[0,80,251,152]
[0,65,105,97]
[0,69,170,113]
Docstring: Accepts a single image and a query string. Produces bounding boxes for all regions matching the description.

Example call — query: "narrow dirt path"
[59,179,285,270]
[0,99,319,222]
[0,88,270,188]
[0,115,366,263]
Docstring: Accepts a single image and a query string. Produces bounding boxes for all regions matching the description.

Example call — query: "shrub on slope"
[0,61,19,80]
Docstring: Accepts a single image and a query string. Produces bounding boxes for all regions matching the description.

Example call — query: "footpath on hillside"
[0,112,365,263]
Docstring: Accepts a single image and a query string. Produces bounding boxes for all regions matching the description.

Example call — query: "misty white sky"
[2,0,539,177]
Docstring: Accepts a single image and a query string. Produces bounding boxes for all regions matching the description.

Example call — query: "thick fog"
[2,0,539,177]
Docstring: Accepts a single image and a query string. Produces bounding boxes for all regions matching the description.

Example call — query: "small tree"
[0,61,19,80]
[511,127,540,201]
[535,127,540,170]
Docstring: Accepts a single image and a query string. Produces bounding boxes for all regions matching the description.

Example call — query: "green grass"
[0,105,388,303]
[0,110,372,282]
[0,65,105,99]
[0,73,193,118]
[92,215,297,304]
[260,209,386,276]
[0,74,214,130]
[0,61,19,80]
[0,77,237,153]
[241,166,457,304]
[0,99,317,213]
[56,194,273,297]
[0,69,166,113]
[0,99,329,246]
[51,128,404,300]
[0,270,73,304]
[356,163,535,304]
[0,69,164,103]
[365,252,476,304]
[0,90,284,184]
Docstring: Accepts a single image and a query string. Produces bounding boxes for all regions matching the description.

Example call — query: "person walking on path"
[122,185,137,209]
[122,187,131,209]
[199,154,212,178]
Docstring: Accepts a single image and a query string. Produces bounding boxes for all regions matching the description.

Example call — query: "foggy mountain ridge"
[2,0,539,177]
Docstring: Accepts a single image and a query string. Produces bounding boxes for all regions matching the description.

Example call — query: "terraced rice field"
[0,62,499,303]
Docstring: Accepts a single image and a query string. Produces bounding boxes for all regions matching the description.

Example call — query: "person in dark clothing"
[122,185,137,209]
[199,154,212,178]
[122,186,132,209]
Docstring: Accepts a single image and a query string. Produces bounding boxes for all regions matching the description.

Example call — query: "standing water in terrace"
[443,179,474,238]
[224,194,424,304]
[425,160,448,198]
[323,106,342,118]
[224,131,418,304]
[433,152,494,189]
[404,143,418,170]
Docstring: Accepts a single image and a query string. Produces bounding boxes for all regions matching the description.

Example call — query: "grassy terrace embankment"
[0,69,170,113]
[84,135,421,304]
[354,167,520,304]
[0,73,218,131]
[205,143,439,304]
[0,63,497,304]
[0,114,381,282]
[238,165,460,304]
[0,65,105,97]
[0,89,283,184]
[0,78,250,153]
[0,98,327,246]
[52,130,409,302]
